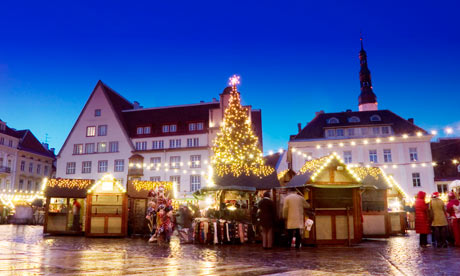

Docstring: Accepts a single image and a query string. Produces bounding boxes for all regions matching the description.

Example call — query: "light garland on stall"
[45,178,93,190]
[211,75,274,178]
[277,169,289,180]
[132,180,174,192]
[87,174,126,194]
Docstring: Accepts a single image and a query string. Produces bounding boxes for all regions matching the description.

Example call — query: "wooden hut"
[284,153,363,245]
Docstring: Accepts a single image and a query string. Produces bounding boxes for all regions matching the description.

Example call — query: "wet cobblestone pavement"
[1,225,460,275]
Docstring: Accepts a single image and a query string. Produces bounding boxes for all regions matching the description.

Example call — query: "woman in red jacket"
[415,191,431,247]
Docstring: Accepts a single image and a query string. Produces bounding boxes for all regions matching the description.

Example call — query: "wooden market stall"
[85,175,128,237]
[126,180,175,236]
[284,153,363,245]
[43,178,93,235]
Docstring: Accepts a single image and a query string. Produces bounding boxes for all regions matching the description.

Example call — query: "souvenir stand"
[85,175,128,237]
[385,176,409,235]
[284,153,363,245]
[126,180,175,236]
[43,178,93,235]
[192,172,279,245]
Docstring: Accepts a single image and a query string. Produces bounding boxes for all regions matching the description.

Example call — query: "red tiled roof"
[291,109,427,140]
[16,130,56,159]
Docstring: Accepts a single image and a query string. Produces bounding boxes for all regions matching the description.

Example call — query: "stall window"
[313,188,353,209]
[362,189,385,212]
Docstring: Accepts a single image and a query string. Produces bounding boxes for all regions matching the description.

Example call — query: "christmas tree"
[211,75,274,177]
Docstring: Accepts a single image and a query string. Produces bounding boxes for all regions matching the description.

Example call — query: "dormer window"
[137,126,151,135]
[348,116,360,123]
[143,127,151,134]
[189,122,204,131]
[162,124,177,133]
[370,115,381,122]
[327,117,339,124]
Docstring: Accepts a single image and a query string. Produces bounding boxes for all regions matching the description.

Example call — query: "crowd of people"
[415,191,460,248]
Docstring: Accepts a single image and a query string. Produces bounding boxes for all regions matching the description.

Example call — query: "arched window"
[348,116,360,123]
[370,115,381,122]
[327,117,339,124]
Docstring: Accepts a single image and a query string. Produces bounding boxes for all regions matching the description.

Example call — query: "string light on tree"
[211,75,274,177]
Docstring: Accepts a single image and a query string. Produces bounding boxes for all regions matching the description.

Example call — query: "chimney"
[346,109,352,112]
[297,123,302,133]
[212,98,218,102]
[50,148,55,154]
[315,110,325,117]
[42,143,49,149]
[408,118,414,124]
[133,101,143,110]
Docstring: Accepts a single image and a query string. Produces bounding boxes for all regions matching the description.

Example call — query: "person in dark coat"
[415,191,431,247]
[258,191,276,249]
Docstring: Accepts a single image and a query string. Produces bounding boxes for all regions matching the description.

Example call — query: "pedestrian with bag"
[258,191,276,249]
[283,188,310,249]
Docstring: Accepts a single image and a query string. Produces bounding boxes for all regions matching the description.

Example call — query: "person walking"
[430,192,449,248]
[176,205,193,243]
[415,191,430,247]
[283,189,309,249]
[258,191,276,249]
[446,192,460,247]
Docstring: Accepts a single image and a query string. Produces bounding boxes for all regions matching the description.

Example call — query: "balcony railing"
[0,166,11,173]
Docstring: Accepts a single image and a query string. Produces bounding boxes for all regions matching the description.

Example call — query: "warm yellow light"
[431,130,438,135]
[339,142,344,147]
[327,144,332,148]
[402,134,408,139]
[351,141,356,146]
[416,131,422,137]
[363,140,368,144]
[389,136,395,141]
[316,145,321,149]
[376,138,381,143]
[446,127,453,134]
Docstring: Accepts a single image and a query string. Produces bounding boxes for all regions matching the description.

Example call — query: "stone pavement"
[0,225,459,276]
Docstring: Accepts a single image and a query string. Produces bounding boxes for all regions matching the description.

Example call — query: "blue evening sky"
[1,1,459,153]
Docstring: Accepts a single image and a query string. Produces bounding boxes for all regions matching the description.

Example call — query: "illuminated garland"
[211,75,274,177]
[277,169,289,180]
[298,156,330,174]
[46,178,93,190]
[351,167,382,180]
[132,180,174,191]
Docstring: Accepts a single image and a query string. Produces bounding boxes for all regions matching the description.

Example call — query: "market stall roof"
[351,167,392,190]
[212,170,280,191]
[44,178,93,198]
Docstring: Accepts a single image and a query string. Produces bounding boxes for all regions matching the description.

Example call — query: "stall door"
[87,194,127,236]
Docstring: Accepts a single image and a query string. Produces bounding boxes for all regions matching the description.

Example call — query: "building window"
[336,129,344,137]
[150,157,161,169]
[369,150,378,163]
[114,159,124,172]
[44,165,49,176]
[382,126,390,135]
[412,173,421,187]
[170,176,180,187]
[98,125,107,136]
[383,149,392,163]
[85,143,95,154]
[190,155,201,168]
[327,117,339,124]
[170,156,181,169]
[109,141,119,152]
[370,115,381,122]
[409,148,418,162]
[361,128,369,135]
[20,161,25,171]
[36,164,41,174]
[348,116,360,123]
[35,181,40,191]
[86,126,96,137]
[98,160,108,173]
[97,142,107,153]
[27,180,32,191]
[66,162,76,174]
[162,125,169,133]
[437,184,448,193]
[343,151,352,164]
[347,128,355,136]
[29,162,33,173]
[135,141,147,151]
[152,140,164,149]
[327,129,335,137]
[458,165,460,173]
[0,137,3,145]
[150,176,161,182]
[170,124,177,132]
[190,175,201,192]
[169,139,181,148]
[82,161,92,173]
[196,122,204,130]
[19,179,24,190]
[189,123,196,131]
[73,144,83,155]
[143,126,151,134]
[8,140,13,147]
[187,138,199,147]
[372,127,380,135]
[95,109,101,116]
[137,127,144,135]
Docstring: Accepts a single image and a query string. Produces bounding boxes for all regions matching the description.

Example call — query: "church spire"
[358,35,378,111]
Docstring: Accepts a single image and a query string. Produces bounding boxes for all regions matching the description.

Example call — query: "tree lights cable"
[211,75,274,177]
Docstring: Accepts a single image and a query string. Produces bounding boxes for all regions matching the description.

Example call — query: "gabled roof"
[0,123,21,139]
[212,172,280,190]
[351,167,391,190]
[291,110,427,140]
[16,130,55,159]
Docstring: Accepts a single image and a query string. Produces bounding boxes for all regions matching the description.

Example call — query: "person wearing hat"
[446,192,460,246]
[429,192,448,248]
[415,191,431,247]
[258,191,276,249]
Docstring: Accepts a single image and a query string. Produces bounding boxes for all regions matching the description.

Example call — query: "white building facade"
[56,81,263,197]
